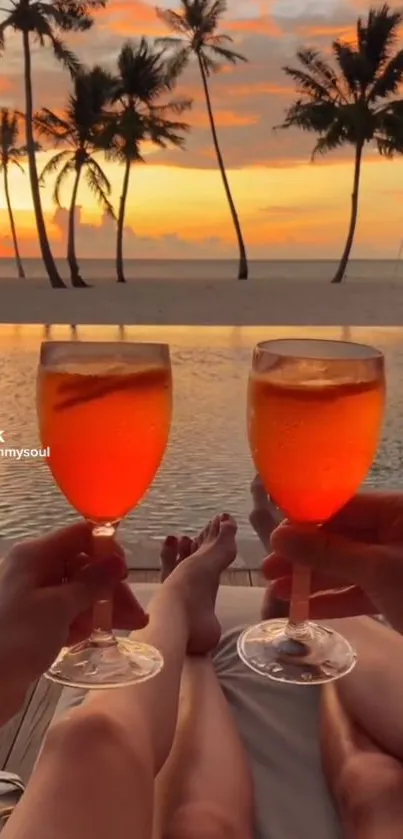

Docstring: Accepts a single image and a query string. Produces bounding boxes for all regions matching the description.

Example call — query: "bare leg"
[154,537,254,839]
[3,516,237,839]
[320,618,403,839]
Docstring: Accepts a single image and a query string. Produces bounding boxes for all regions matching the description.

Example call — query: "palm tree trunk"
[4,165,25,279]
[197,53,248,280]
[22,29,66,289]
[331,142,364,284]
[67,165,88,288]
[116,159,131,283]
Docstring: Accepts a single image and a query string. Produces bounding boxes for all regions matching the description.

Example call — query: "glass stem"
[90,523,117,647]
[286,565,311,639]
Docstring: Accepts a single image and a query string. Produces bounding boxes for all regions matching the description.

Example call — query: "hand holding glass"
[37,341,172,689]
[238,339,385,685]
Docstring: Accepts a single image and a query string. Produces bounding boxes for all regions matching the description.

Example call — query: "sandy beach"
[0,278,401,326]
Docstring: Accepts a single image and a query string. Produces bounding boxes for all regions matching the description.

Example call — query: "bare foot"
[321,684,403,838]
[249,474,282,552]
[161,515,237,655]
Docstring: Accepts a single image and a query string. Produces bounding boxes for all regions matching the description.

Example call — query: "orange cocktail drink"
[248,376,385,523]
[238,338,385,687]
[36,341,172,691]
[38,362,172,523]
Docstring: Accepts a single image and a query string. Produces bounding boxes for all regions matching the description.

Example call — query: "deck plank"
[249,571,266,588]
[128,569,252,586]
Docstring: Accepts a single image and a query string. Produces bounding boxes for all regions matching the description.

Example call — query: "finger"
[62,556,138,619]
[270,578,376,619]
[306,588,376,620]
[68,582,149,643]
[13,522,94,583]
[270,524,385,589]
[263,553,350,589]
[324,493,402,542]
[65,546,126,580]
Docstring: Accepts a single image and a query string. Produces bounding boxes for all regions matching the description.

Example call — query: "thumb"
[62,556,128,618]
[270,524,385,590]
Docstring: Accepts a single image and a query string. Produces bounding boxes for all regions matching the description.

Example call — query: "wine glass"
[37,340,172,689]
[238,338,385,685]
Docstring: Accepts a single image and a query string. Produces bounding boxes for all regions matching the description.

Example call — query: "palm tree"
[278,4,403,284]
[35,66,116,287]
[0,108,28,278]
[0,1,108,288]
[103,40,190,284]
[156,0,249,280]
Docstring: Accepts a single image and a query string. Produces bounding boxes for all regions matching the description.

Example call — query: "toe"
[178,536,193,561]
[218,513,237,539]
[209,516,220,539]
[160,535,178,581]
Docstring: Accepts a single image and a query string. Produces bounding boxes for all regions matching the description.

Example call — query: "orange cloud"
[0,78,13,93]
[296,24,356,41]
[227,17,282,36]
[190,110,259,129]
[98,0,164,36]
[228,82,294,97]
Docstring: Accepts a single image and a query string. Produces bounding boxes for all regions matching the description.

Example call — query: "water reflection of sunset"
[0,325,401,546]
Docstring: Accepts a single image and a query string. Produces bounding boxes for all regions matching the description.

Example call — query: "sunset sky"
[1,0,403,260]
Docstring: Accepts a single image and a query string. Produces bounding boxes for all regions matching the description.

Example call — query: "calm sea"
[0,258,403,282]
[0,325,402,550]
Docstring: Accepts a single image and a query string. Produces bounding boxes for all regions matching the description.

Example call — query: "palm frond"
[48,0,106,32]
[39,150,72,185]
[165,46,192,80]
[369,48,403,102]
[144,113,189,149]
[151,97,192,116]
[357,4,403,84]
[278,99,339,135]
[312,120,348,158]
[85,160,115,218]
[375,99,403,154]
[332,41,363,99]
[296,48,348,104]
[200,50,222,75]
[86,156,111,195]
[33,108,72,142]
[282,66,335,103]
[8,156,25,173]
[52,158,75,206]
[204,44,247,65]
[49,34,82,77]
[206,33,233,46]
[0,18,8,51]
[155,7,191,36]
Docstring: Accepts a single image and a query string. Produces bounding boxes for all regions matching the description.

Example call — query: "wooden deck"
[0,569,264,784]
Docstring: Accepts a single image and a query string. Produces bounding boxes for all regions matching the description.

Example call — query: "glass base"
[45,636,164,689]
[237,619,357,685]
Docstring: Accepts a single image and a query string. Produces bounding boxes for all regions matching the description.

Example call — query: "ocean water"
[0,258,403,283]
[0,324,402,549]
